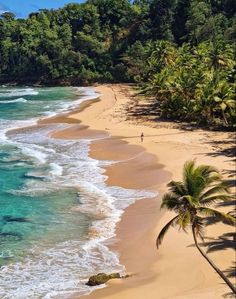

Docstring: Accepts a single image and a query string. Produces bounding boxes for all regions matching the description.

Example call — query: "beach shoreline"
[46,84,235,299]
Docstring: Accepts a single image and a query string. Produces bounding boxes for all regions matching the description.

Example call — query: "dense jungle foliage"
[0,0,235,127]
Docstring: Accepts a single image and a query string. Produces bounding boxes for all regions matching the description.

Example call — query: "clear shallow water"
[0,86,156,298]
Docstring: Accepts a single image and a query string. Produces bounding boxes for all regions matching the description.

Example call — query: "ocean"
[0,86,155,298]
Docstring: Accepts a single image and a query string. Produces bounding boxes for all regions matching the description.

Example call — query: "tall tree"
[150,0,177,41]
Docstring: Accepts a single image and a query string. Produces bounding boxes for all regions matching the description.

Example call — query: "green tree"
[0,0,235,94]
[150,0,177,41]
[172,0,190,44]
[186,1,212,44]
[156,160,236,294]
[0,12,16,21]
[123,41,154,82]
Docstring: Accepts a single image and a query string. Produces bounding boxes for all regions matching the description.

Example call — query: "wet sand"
[51,84,235,299]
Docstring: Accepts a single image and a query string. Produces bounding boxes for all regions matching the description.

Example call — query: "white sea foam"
[3,127,156,298]
[0,240,122,299]
[0,119,38,142]
[20,145,48,164]
[0,88,38,97]
[0,97,27,104]
[56,87,100,114]
[77,87,100,101]
[49,163,63,176]
[0,87,157,298]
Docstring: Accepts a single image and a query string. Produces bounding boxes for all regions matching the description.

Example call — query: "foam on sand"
[0,86,157,298]
[0,124,156,299]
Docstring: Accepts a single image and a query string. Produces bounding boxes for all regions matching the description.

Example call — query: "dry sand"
[47,84,235,299]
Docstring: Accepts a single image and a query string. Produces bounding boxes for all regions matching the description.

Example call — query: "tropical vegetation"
[156,160,236,294]
[0,0,235,127]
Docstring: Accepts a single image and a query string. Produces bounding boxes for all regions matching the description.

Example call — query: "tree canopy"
[0,0,235,127]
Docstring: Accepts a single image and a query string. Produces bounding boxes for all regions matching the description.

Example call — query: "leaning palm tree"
[156,160,236,294]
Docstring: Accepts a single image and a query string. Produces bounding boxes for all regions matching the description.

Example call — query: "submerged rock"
[86,273,121,286]
[2,215,31,223]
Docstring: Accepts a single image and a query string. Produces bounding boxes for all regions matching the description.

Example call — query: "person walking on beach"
[141,132,144,142]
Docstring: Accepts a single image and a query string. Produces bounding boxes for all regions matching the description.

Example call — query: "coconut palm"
[156,160,236,294]
[207,41,234,71]
[142,68,172,101]
[152,40,177,68]
[213,81,236,126]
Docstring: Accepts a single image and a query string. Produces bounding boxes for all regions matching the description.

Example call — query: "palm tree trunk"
[222,110,228,127]
[192,226,236,294]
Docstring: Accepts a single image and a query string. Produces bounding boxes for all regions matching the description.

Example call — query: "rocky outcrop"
[86,273,121,286]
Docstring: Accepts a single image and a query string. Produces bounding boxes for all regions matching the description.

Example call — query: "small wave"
[20,145,48,164]
[49,163,63,176]
[0,240,123,299]
[55,87,100,114]
[0,119,38,142]
[0,98,27,104]
[0,88,38,98]
[0,86,158,298]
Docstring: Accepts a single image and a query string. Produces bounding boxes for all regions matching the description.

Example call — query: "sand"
[48,84,235,299]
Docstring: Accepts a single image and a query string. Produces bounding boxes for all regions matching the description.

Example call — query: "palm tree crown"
[156,160,236,293]
[157,160,234,247]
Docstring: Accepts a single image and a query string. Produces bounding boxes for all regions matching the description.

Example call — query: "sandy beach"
[48,84,235,299]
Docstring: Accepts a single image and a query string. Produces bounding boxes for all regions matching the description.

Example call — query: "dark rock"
[86,272,121,286]
[3,215,31,223]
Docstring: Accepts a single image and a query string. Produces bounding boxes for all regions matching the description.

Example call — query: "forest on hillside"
[0,0,235,127]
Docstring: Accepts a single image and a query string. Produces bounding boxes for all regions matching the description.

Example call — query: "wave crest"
[0,98,27,104]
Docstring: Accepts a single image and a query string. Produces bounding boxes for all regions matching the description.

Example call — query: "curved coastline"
[45,86,170,298]
[66,84,234,299]
[2,84,234,298]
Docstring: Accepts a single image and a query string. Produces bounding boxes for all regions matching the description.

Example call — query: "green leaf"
[197,207,236,225]
[220,102,227,111]
[214,96,222,102]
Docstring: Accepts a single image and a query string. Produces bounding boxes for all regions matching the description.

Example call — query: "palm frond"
[183,160,195,187]
[182,195,197,206]
[204,174,223,185]
[177,211,191,231]
[182,161,224,199]
[200,194,233,206]
[196,164,220,180]
[156,215,179,249]
[199,182,230,201]
[183,160,195,175]
[161,193,180,211]
[167,180,187,196]
[183,160,205,197]
[197,207,236,225]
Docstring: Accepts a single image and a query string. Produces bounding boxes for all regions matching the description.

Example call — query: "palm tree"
[152,40,177,68]
[156,160,236,294]
[207,41,234,72]
[142,68,172,101]
[213,81,236,126]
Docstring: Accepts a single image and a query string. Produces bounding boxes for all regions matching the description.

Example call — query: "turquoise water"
[0,86,155,298]
[0,87,75,120]
[0,87,89,266]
